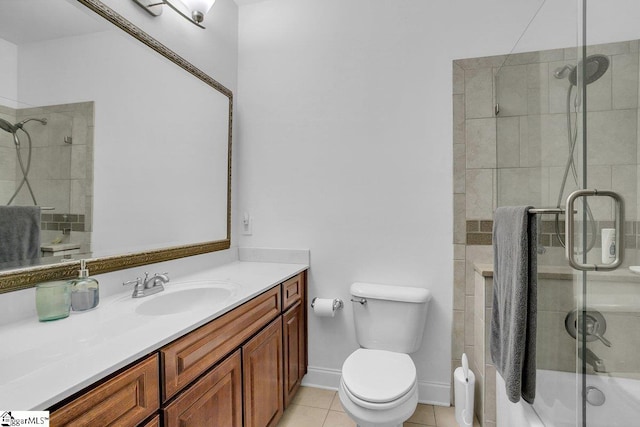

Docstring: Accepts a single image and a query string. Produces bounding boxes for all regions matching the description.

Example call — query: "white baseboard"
[302,366,451,406]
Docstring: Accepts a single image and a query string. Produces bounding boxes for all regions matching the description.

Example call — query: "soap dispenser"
[69,259,99,312]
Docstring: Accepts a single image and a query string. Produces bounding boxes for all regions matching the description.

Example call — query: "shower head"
[553,54,610,86]
[15,118,47,129]
[0,117,16,133]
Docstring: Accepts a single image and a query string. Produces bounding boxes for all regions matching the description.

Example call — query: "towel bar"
[528,208,576,215]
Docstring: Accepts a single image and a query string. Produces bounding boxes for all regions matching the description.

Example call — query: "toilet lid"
[342,349,416,403]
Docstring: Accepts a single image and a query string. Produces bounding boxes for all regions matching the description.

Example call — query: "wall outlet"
[242,212,253,235]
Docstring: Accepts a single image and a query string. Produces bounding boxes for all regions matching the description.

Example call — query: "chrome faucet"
[123,272,169,298]
[581,347,607,373]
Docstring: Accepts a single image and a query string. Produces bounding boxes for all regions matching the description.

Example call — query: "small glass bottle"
[69,259,100,312]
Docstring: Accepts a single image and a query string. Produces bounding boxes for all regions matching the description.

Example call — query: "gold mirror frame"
[0,0,232,293]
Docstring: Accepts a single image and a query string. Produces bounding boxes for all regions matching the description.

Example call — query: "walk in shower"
[492,1,640,426]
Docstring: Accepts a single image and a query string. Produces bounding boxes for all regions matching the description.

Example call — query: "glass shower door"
[571,1,640,425]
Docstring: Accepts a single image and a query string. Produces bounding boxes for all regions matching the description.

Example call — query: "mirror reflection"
[0,0,231,284]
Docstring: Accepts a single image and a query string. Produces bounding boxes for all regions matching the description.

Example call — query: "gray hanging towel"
[490,206,537,404]
[0,206,42,264]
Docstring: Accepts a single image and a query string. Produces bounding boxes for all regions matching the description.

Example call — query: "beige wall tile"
[465,68,494,119]
[495,65,528,117]
[465,295,475,348]
[457,55,506,70]
[496,117,520,168]
[454,143,466,194]
[453,61,465,95]
[465,169,494,219]
[454,194,466,244]
[454,260,466,310]
[587,110,637,166]
[451,314,463,362]
[612,164,637,220]
[527,62,550,115]
[454,94,466,145]
[612,53,639,110]
[496,167,542,207]
[466,118,496,169]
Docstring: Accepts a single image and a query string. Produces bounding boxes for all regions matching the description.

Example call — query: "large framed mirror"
[0,0,232,293]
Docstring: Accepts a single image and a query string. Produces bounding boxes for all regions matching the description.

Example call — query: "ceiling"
[0,0,110,46]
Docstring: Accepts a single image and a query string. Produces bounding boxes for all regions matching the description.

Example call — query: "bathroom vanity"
[0,261,308,427]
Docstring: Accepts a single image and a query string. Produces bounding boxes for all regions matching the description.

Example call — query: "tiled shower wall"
[452,39,640,426]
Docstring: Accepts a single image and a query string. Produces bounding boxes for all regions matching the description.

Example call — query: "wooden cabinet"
[163,350,243,427]
[283,300,306,408]
[49,271,307,427]
[160,286,281,401]
[243,317,284,427]
[50,354,159,426]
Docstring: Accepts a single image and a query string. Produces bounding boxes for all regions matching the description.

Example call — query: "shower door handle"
[565,189,624,271]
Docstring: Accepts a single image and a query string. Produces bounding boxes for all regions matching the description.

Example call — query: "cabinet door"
[141,415,160,427]
[283,300,306,408]
[50,354,159,426]
[163,350,242,427]
[243,316,284,427]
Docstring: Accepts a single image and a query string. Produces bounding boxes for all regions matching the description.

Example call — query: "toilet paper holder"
[311,297,344,311]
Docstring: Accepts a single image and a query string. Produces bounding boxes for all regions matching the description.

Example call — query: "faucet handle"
[592,330,612,347]
[123,277,142,287]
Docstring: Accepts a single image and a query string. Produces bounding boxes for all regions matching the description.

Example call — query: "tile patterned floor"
[277,386,480,427]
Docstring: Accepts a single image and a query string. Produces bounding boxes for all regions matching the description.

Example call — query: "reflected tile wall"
[12,102,94,253]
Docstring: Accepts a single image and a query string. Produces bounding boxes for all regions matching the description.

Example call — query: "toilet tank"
[351,282,431,353]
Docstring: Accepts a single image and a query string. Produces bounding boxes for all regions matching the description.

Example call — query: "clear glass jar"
[35,281,71,321]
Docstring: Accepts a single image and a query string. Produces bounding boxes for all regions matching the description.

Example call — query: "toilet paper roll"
[313,298,336,317]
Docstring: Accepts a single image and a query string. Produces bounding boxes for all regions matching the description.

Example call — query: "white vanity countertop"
[0,261,308,410]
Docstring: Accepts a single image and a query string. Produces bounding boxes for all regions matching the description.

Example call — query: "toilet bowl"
[339,283,431,427]
[339,349,418,427]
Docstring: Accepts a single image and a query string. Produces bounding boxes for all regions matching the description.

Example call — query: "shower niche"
[0,101,94,261]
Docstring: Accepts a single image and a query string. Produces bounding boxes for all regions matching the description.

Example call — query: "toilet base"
[338,381,418,427]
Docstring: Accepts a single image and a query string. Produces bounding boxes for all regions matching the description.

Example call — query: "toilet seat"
[341,349,416,406]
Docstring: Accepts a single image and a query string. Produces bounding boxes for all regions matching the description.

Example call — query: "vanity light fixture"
[132,0,216,29]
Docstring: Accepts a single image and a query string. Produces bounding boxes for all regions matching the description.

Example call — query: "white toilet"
[339,282,431,427]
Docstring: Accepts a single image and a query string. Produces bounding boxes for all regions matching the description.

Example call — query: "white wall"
[234,0,640,403]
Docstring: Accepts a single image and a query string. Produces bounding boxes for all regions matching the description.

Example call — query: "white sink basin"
[135,281,237,316]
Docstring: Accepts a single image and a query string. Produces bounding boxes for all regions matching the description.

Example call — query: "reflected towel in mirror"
[0,206,41,264]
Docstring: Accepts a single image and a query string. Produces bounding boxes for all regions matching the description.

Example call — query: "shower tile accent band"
[466,220,639,248]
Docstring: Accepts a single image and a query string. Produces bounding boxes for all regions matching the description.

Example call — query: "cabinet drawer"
[50,354,159,426]
[163,350,243,427]
[282,273,304,310]
[161,286,281,401]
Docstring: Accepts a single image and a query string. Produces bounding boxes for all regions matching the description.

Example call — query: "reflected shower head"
[553,54,610,86]
[0,117,16,133]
